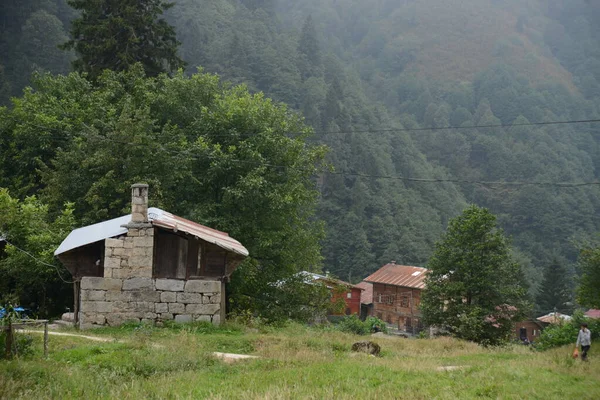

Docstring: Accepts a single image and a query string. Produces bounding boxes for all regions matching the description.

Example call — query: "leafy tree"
[535,259,573,315]
[577,244,600,308]
[0,188,75,317]
[61,0,185,81]
[421,205,529,345]
[1,66,326,319]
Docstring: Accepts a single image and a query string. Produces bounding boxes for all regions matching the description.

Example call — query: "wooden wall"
[153,229,228,280]
[372,283,423,332]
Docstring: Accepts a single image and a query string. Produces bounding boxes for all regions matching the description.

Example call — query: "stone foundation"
[79,277,223,329]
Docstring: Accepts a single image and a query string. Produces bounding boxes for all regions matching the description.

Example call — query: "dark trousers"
[581,345,590,361]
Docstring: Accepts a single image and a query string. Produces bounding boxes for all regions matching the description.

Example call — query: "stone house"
[363,262,427,334]
[54,184,248,329]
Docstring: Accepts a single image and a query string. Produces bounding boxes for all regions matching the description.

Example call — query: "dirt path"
[15,329,118,343]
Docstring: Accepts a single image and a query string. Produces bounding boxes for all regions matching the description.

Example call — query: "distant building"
[298,272,363,316]
[355,281,373,320]
[536,312,571,324]
[364,262,427,334]
[585,309,600,319]
[514,320,547,343]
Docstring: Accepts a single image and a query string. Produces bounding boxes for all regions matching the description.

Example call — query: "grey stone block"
[184,280,221,293]
[175,314,193,323]
[155,303,168,313]
[212,314,221,325]
[133,236,153,247]
[161,292,177,303]
[85,290,106,301]
[106,238,124,248]
[105,290,130,302]
[186,303,220,315]
[81,301,112,313]
[169,303,185,314]
[159,313,173,321]
[177,293,203,304]
[155,279,185,292]
[122,277,153,290]
[128,289,161,302]
[195,315,211,322]
[81,277,123,291]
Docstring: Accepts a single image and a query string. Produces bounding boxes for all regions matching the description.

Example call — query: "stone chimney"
[130,183,149,223]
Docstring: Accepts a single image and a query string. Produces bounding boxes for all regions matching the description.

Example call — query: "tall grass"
[0,322,598,399]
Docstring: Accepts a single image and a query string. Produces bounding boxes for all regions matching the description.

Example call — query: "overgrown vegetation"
[335,315,388,335]
[535,311,600,351]
[0,323,598,399]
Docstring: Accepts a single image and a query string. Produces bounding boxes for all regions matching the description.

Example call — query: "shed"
[55,184,248,328]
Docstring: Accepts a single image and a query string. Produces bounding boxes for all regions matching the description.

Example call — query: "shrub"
[365,317,388,334]
[0,331,34,359]
[535,310,600,351]
[336,315,388,335]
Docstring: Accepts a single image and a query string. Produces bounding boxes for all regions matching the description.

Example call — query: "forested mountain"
[1,0,599,305]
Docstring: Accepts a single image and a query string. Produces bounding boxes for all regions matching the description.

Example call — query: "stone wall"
[103,227,153,279]
[78,223,224,328]
[79,277,222,328]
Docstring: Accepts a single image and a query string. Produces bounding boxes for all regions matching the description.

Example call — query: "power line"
[1,239,75,284]
[7,114,600,138]
[6,116,600,189]
[81,132,600,189]
[307,118,600,136]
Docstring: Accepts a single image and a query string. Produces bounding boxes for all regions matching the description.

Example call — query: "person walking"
[576,323,591,361]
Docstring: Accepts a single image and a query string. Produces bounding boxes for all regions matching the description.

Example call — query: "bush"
[365,317,388,334]
[0,331,34,359]
[535,310,600,351]
[336,315,388,335]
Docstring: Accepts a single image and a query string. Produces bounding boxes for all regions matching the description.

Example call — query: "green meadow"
[1,323,598,399]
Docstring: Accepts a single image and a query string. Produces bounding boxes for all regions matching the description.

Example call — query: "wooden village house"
[364,263,427,334]
[299,272,363,316]
[55,184,248,329]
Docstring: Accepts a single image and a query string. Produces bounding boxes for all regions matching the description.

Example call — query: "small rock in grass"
[351,341,381,356]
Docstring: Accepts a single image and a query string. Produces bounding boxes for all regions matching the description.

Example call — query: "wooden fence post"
[44,321,49,358]
[4,321,13,359]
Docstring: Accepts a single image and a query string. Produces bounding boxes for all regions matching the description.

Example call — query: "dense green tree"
[421,205,529,345]
[297,15,322,80]
[0,188,75,317]
[577,244,600,309]
[1,66,326,318]
[535,259,573,315]
[62,0,185,81]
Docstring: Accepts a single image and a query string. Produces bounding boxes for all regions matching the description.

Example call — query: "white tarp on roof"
[54,207,248,257]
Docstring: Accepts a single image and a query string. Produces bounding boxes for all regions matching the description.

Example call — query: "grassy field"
[1,322,599,399]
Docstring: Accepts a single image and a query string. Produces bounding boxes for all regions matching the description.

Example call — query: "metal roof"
[296,271,363,290]
[585,309,600,319]
[364,264,428,289]
[536,312,572,324]
[54,207,249,257]
[355,281,373,304]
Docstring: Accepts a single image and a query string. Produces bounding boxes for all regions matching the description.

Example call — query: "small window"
[346,292,352,299]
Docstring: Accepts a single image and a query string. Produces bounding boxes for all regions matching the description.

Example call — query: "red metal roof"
[585,309,600,319]
[151,209,248,257]
[355,281,373,304]
[364,264,428,289]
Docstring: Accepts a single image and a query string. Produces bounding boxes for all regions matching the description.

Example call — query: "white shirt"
[576,328,591,347]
